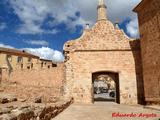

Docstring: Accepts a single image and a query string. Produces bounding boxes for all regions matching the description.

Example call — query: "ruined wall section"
[1,63,65,102]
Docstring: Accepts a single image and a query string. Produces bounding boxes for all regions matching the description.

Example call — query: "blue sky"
[0,0,141,62]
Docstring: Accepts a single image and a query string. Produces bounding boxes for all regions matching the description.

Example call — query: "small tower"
[97,0,107,21]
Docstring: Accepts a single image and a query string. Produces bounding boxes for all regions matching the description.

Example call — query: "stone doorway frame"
[92,71,120,104]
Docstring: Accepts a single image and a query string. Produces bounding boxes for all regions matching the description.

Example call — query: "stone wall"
[135,0,160,104]
[1,63,65,102]
[64,20,143,105]
[65,50,142,104]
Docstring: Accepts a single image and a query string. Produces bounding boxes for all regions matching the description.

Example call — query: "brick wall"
[136,0,160,104]
[1,63,65,102]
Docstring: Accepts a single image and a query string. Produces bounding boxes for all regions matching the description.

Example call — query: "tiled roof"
[0,47,39,58]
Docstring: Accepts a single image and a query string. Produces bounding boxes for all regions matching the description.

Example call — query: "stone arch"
[92,71,120,103]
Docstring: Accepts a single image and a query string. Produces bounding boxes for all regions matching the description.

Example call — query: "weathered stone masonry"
[0,47,65,103]
[134,0,160,104]
[1,63,65,103]
[63,0,143,104]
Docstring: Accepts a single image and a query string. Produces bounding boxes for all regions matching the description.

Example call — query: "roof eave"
[0,47,39,59]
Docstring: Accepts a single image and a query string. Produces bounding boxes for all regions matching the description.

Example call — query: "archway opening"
[92,72,120,103]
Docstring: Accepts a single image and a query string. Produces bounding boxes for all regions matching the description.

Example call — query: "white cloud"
[126,18,139,38]
[9,0,77,34]
[23,47,64,62]
[17,23,44,34]
[0,43,14,49]
[52,50,65,62]
[9,0,141,38]
[23,40,49,46]
[0,23,7,30]
[16,22,59,35]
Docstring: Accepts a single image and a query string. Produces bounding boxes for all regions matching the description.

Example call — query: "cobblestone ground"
[53,102,160,120]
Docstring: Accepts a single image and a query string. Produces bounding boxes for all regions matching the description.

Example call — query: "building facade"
[0,47,60,83]
[0,47,58,71]
[0,47,40,71]
[134,0,160,104]
[64,0,143,104]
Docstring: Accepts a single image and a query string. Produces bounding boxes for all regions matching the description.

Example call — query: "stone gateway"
[63,0,143,104]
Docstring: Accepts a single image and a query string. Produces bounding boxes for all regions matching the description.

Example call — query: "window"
[41,62,44,68]
[27,66,30,69]
[52,63,57,67]
[31,63,33,69]
[28,58,32,62]
[17,57,23,63]
[7,55,12,62]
